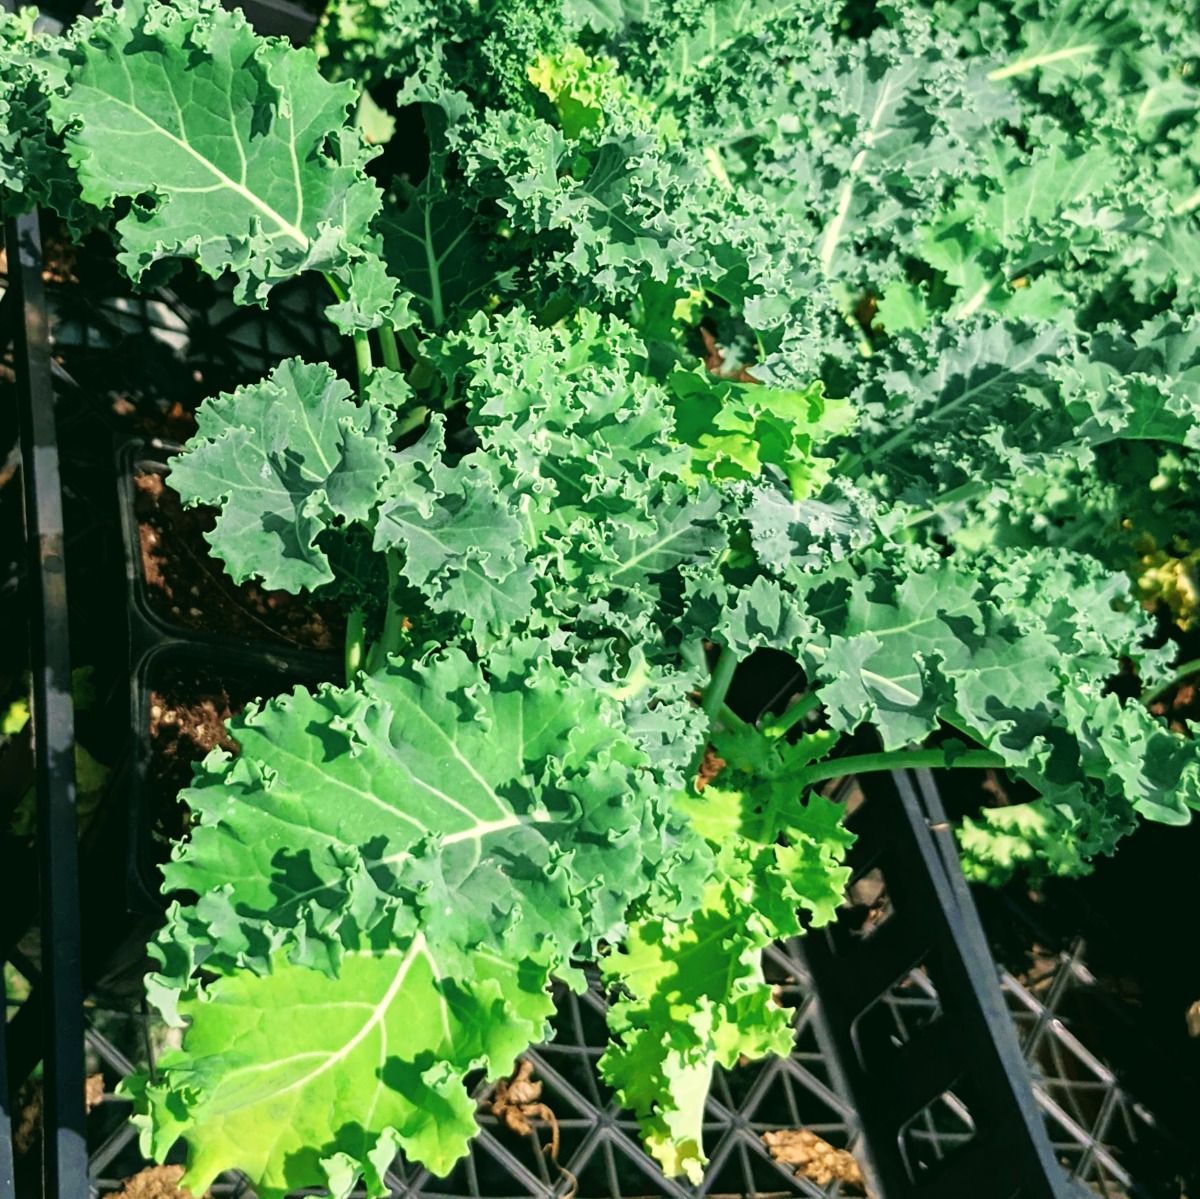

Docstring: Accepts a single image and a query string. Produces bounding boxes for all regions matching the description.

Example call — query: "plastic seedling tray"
[115,441,346,670]
[122,641,338,916]
[800,770,1090,1199]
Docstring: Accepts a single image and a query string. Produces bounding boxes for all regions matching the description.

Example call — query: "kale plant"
[1,0,1198,1193]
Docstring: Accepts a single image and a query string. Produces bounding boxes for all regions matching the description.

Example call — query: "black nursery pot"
[123,641,337,914]
[114,440,342,912]
[115,440,347,665]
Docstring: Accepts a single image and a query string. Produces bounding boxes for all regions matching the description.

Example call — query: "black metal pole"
[0,1010,14,1199]
[7,209,88,1199]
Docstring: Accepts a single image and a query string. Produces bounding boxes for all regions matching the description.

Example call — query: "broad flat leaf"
[705,576,820,662]
[744,478,878,583]
[137,647,706,1195]
[158,649,692,978]
[168,358,395,592]
[0,9,88,226]
[324,245,415,334]
[606,483,725,582]
[601,881,793,1183]
[958,799,1100,884]
[982,0,1143,90]
[51,0,380,301]
[1062,686,1200,824]
[131,937,556,1199]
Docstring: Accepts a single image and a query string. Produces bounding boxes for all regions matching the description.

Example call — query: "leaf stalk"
[795,746,1005,789]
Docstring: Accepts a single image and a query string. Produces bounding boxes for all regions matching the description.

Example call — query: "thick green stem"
[900,480,991,528]
[395,326,438,392]
[1143,658,1200,706]
[701,647,739,724]
[764,690,822,737]
[717,704,750,733]
[689,648,740,784]
[397,326,423,359]
[366,550,408,673]
[345,608,366,684]
[379,325,402,373]
[323,271,348,302]
[394,405,430,439]
[323,271,373,390]
[353,331,373,388]
[795,746,1005,789]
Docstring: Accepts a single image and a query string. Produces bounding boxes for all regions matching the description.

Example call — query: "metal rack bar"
[7,210,88,1199]
[0,1000,14,1199]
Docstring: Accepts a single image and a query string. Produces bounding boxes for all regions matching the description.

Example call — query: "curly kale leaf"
[599,737,852,1182]
[168,359,398,592]
[132,647,708,1197]
[50,0,382,302]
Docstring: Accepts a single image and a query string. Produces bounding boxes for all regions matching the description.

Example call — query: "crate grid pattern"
[82,942,866,1199]
[78,934,1173,1199]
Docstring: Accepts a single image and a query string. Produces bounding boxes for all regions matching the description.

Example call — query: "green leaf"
[168,358,396,592]
[51,0,381,301]
[378,179,510,328]
[131,937,555,1199]
[667,370,854,497]
[137,646,707,1194]
[602,773,851,1181]
[814,551,1062,750]
[374,421,538,632]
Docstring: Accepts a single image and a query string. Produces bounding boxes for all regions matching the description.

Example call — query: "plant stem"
[764,689,822,737]
[323,271,376,391]
[394,405,430,439]
[718,703,750,732]
[701,647,739,724]
[345,608,366,684]
[353,331,373,388]
[900,480,990,528]
[366,550,408,673]
[379,325,402,373]
[689,648,740,785]
[795,746,1005,789]
[323,271,348,302]
[397,326,423,360]
[1143,658,1200,706]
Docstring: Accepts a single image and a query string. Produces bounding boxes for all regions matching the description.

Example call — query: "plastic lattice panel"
[78,937,1188,1199]
[1002,947,1182,1199]
[83,943,868,1199]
